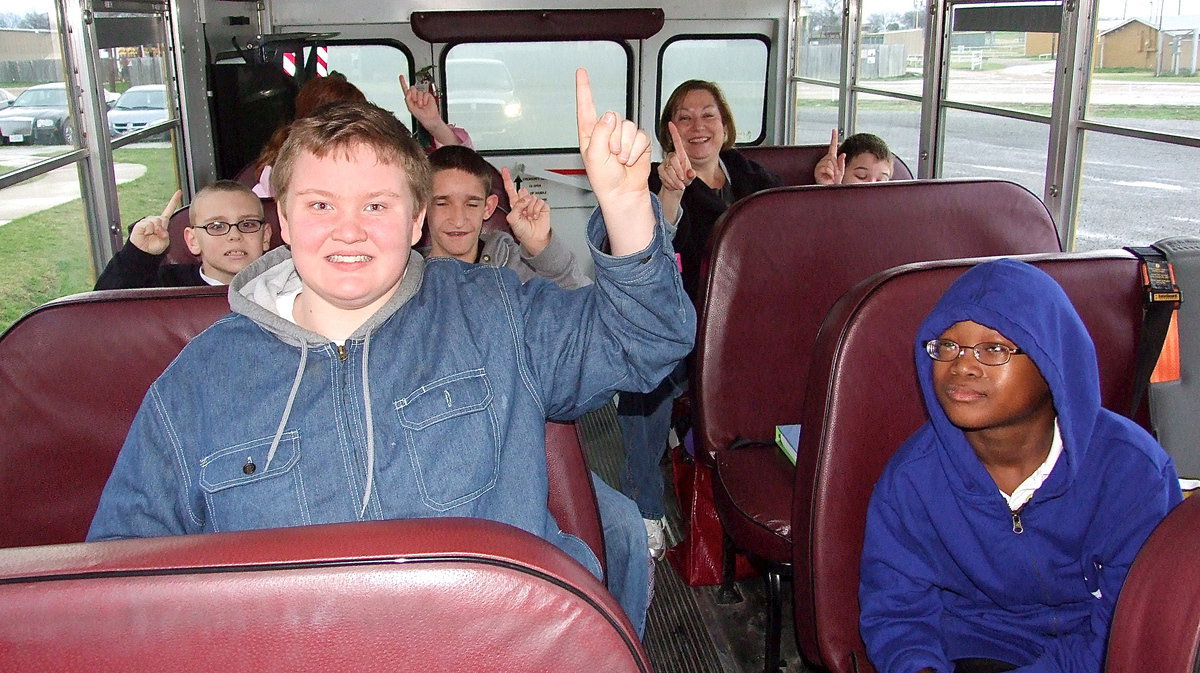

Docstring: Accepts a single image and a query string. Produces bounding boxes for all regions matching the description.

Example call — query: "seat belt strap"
[1124,246,1182,421]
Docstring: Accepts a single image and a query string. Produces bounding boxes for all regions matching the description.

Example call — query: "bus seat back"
[0,519,648,672]
[737,144,913,187]
[693,179,1060,465]
[0,289,605,571]
[1106,493,1200,673]
[795,252,1146,672]
[1148,236,1200,478]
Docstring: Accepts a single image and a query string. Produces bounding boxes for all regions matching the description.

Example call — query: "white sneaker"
[644,517,667,559]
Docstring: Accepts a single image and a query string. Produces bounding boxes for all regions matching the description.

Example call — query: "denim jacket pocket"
[394,369,500,511]
[198,431,310,531]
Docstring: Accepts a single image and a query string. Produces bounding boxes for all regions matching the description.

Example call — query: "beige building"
[1094,17,1198,72]
[0,29,55,61]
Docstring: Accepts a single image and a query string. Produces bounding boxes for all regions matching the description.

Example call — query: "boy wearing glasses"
[859,258,1181,673]
[95,180,270,289]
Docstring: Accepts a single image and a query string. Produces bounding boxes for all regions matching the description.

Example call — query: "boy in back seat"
[860,258,1181,673]
[814,128,894,185]
[95,180,270,289]
[87,71,694,637]
[423,144,589,289]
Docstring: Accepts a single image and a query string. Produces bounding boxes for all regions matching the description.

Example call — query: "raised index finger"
[399,74,410,94]
[575,68,597,145]
[668,121,685,154]
[500,166,520,203]
[161,189,182,218]
[828,128,839,156]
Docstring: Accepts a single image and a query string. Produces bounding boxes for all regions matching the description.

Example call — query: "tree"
[807,0,844,38]
[19,12,51,30]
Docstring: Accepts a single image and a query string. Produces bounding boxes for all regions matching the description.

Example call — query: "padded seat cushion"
[714,445,793,563]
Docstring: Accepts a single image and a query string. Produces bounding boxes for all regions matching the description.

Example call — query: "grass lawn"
[0,144,178,333]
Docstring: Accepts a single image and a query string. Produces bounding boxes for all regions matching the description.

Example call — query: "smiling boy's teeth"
[328,255,371,263]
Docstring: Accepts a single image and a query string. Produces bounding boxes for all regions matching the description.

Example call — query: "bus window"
[1074,11,1200,251]
[0,0,90,332]
[304,43,411,118]
[659,37,770,144]
[1076,132,1197,251]
[940,108,1050,196]
[443,41,628,153]
[96,9,184,240]
[794,82,840,142]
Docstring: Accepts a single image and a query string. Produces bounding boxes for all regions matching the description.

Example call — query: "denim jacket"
[88,201,696,578]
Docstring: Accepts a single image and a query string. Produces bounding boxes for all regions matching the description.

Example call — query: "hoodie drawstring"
[264,342,309,472]
[359,332,375,516]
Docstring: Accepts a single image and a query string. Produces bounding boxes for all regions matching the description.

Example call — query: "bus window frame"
[655,33,773,147]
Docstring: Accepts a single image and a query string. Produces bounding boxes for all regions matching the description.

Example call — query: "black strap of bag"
[1123,246,1182,421]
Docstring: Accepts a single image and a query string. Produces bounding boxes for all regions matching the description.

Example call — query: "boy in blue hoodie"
[859,258,1181,673]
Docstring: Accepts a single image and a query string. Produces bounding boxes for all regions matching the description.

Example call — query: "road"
[0,144,147,226]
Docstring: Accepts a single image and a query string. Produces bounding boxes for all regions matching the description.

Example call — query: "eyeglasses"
[924,339,1026,366]
[190,219,265,236]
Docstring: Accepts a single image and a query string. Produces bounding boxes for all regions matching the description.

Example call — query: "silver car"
[108,84,169,138]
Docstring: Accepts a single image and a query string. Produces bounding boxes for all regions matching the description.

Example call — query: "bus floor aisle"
[579,403,815,673]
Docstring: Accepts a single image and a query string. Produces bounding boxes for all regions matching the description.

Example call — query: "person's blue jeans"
[616,362,687,520]
[593,474,651,637]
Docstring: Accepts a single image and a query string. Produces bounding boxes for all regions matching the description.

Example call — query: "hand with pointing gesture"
[400,74,462,147]
[129,189,182,255]
[502,166,552,257]
[575,68,654,256]
[656,121,696,193]
[814,128,846,185]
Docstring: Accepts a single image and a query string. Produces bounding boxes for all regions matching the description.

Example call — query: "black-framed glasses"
[190,219,265,236]
[924,339,1026,366]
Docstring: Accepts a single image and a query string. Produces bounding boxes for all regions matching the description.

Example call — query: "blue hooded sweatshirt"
[859,259,1181,673]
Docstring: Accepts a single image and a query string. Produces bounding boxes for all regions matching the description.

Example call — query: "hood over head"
[914,258,1100,499]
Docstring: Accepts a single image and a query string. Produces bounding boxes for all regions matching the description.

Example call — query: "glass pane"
[114,134,183,236]
[316,44,411,117]
[941,107,1048,196]
[1086,13,1200,141]
[0,0,79,158]
[855,93,921,173]
[661,38,770,144]
[793,81,840,142]
[945,3,1061,116]
[445,42,628,152]
[796,0,846,83]
[0,169,92,332]
[859,0,925,96]
[1074,131,1198,251]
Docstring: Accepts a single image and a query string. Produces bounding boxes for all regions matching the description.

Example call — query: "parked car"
[108,84,169,138]
[0,89,15,110]
[0,83,118,145]
[444,58,523,142]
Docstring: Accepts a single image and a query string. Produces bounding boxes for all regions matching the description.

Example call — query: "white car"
[108,84,169,138]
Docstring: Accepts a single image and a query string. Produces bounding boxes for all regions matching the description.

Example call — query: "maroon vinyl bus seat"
[685,179,1060,670]
[0,518,649,672]
[0,288,605,573]
[794,251,1149,673]
[163,197,285,266]
[1106,493,1200,673]
[737,143,913,187]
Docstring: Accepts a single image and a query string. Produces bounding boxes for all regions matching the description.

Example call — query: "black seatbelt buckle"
[1127,246,1182,306]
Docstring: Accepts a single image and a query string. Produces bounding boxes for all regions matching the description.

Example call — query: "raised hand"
[501,166,551,256]
[575,68,654,256]
[129,189,182,255]
[814,128,846,185]
[657,121,696,192]
[399,74,442,128]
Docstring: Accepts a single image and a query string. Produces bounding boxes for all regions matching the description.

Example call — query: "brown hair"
[657,80,737,153]
[428,145,494,195]
[839,133,893,164]
[271,101,431,216]
[254,72,368,173]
